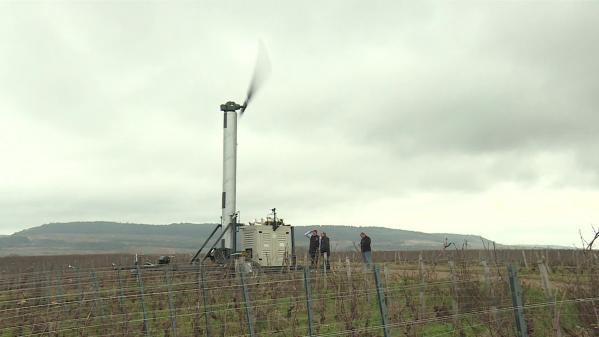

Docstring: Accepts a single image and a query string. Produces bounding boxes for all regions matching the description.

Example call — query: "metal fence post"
[374,265,390,337]
[75,267,84,336]
[91,271,107,333]
[115,268,128,337]
[239,271,256,337]
[303,268,315,337]
[448,260,460,328]
[199,264,212,337]
[418,253,426,320]
[521,250,529,269]
[481,260,499,324]
[135,264,151,337]
[508,264,528,337]
[345,257,351,280]
[44,274,51,307]
[538,261,553,298]
[323,252,327,288]
[116,268,126,312]
[165,269,178,337]
[56,271,67,314]
[538,261,561,336]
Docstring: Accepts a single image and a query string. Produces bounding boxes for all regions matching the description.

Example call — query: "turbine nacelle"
[220,101,245,113]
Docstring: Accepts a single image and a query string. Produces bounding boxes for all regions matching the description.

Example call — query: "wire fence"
[1,250,598,337]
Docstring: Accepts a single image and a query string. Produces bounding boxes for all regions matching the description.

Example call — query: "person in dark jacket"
[305,229,320,267]
[320,232,331,270]
[360,232,372,268]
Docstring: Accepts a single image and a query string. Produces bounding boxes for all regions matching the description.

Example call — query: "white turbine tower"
[218,43,271,252]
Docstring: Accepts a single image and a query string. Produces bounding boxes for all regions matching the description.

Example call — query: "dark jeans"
[310,250,318,267]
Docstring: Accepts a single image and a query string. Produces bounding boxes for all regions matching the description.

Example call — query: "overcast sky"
[1,1,598,247]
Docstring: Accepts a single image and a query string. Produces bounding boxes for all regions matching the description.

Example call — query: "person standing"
[305,229,320,267]
[320,232,331,270]
[360,232,372,269]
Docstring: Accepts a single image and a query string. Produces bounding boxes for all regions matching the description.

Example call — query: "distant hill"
[0,221,500,256]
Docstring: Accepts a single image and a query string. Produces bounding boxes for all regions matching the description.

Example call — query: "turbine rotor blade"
[240,41,271,115]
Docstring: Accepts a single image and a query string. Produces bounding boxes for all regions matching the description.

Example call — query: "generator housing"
[239,217,294,267]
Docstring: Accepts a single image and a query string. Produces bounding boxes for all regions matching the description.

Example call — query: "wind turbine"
[219,42,271,252]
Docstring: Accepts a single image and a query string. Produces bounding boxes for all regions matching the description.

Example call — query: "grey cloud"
[311,2,599,187]
[0,1,598,245]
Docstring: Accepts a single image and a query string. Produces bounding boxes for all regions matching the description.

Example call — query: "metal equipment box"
[240,222,293,267]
